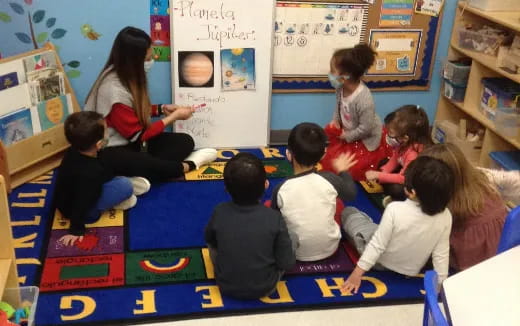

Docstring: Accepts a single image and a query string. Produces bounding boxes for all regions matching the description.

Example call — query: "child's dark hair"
[332,44,377,81]
[404,156,454,215]
[288,122,327,167]
[386,105,432,151]
[64,111,105,151]
[224,153,266,205]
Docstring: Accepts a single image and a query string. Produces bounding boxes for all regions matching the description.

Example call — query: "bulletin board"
[170,0,275,148]
[272,0,443,92]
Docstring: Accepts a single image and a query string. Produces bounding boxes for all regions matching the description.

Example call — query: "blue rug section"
[129,180,381,251]
[36,271,423,325]
[9,171,57,287]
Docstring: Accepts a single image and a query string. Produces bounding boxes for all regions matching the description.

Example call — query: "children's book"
[23,51,57,73]
[0,59,27,84]
[30,72,65,103]
[0,72,19,90]
[0,108,34,146]
[26,67,59,82]
[37,94,72,131]
[0,84,33,116]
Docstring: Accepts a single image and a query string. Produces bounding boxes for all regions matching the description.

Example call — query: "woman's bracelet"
[157,104,164,115]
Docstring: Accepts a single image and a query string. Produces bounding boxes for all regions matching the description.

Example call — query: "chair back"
[497,206,520,254]
[423,270,449,326]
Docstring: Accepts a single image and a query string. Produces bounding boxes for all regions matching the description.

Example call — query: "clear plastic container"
[481,77,520,121]
[468,0,520,11]
[458,27,508,56]
[432,120,483,164]
[443,59,471,86]
[494,106,520,138]
[444,79,467,102]
[2,286,39,326]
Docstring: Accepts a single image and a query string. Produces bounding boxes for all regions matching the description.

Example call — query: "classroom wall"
[0,0,457,131]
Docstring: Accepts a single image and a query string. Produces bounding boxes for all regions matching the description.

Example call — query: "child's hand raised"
[332,152,358,173]
[59,234,83,247]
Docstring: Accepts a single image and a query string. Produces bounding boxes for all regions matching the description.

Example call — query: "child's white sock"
[185,148,218,169]
[114,194,137,210]
[129,177,151,196]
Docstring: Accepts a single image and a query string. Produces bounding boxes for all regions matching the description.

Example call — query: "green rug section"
[60,263,109,280]
[126,249,206,285]
[263,160,293,178]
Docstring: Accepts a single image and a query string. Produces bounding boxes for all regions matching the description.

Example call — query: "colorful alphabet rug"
[9,147,424,326]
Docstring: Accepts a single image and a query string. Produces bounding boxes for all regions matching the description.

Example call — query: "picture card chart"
[150,0,172,61]
[170,0,275,148]
[273,2,368,77]
[366,29,421,76]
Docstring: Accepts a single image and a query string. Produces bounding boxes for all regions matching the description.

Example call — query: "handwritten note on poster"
[170,0,274,148]
[367,29,421,76]
[273,2,368,77]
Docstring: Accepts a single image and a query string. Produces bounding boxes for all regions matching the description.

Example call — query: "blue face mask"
[328,73,349,89]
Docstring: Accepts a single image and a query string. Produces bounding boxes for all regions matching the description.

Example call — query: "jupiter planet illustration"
[178,52,214,87]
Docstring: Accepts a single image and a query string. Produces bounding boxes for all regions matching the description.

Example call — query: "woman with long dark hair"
[85,26,216,182]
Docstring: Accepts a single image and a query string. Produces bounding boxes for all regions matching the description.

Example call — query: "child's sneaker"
[114,195,137,210]
[129,177,151,196]
[185,148,218,169]
[382,195,392,208]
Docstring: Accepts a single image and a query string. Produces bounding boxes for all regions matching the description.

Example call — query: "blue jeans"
[85,176,133,224]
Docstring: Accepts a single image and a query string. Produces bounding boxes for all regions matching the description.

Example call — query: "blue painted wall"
[0,0,457,130]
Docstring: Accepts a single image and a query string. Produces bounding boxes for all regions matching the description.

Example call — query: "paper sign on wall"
[367,29,422,76]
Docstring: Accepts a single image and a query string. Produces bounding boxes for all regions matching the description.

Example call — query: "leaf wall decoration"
[0,12,12,22]
[32,10,45,23]
[36,32,48,43]
[15,32,32,44]
[24,0,33,5]
[66,70,81,78]
[9,2,24,15]
[46,17,56,28]
[67,61,80,68]
[51,28,67,39]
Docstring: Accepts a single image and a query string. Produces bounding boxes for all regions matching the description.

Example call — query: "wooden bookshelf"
[0,43,80,190]
[435,1,520,167]
[0,175,19,304]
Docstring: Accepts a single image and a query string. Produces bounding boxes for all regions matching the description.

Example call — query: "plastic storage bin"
[458,27,509,56]
[495,106,520,138]
[2,286,39,326]
[489,151,520,171]
[468,0,520,11]
[444,79,467,102]
[481,78,520,121]
[443,59,471,86]
[432,120,483,164]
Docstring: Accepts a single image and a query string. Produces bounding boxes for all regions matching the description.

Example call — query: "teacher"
[85,26,217,182]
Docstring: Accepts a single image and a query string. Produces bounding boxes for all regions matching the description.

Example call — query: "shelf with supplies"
[0,43,81,190]
[434,1,520,168]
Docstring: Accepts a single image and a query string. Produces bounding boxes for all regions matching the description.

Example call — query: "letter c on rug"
[360,276,388,298]
[60,295,96,321]
[195,285,224,308]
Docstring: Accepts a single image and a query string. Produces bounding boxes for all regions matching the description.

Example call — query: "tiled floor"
[135,304,424,326]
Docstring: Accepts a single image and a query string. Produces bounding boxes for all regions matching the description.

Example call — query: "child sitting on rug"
[365,105,431,204]
[54,111,151,247]
[205,153,295,299]
[341,156,454,294]
[421,143,520,271]
[320,44,391,181]
[272,122,357,262]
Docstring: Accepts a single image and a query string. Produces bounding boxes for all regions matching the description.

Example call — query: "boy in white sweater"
[342,156,455,293]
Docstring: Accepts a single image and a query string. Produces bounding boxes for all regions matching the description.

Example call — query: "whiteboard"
[273,2,368,77]
[170,0,275,148]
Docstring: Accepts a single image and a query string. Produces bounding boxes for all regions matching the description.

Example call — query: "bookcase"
[0,175,19,305]
[435,1,520,167]
[0,43,81,190]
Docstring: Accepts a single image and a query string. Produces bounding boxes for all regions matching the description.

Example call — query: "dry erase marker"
[192,103,207,111]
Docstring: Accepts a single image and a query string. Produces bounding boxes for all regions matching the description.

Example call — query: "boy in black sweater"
[54,111,150,246]
[205,153,295,299]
